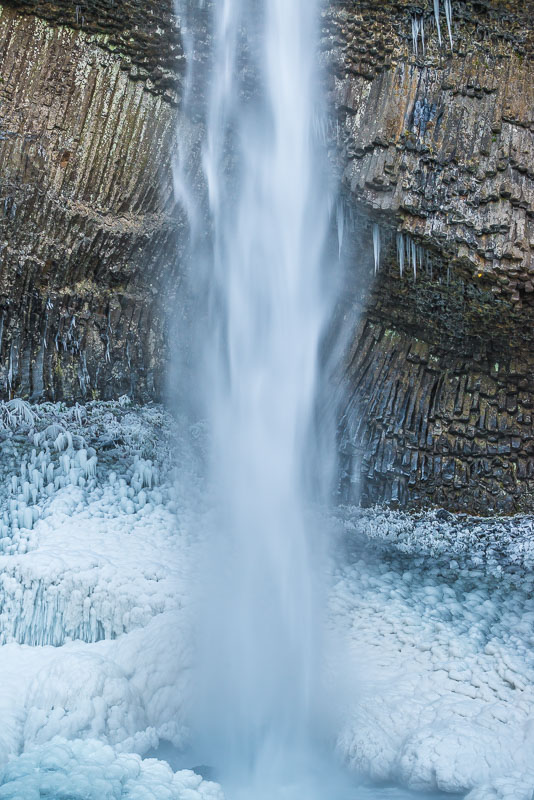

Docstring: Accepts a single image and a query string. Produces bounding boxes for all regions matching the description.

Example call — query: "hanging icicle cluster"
[412,14,425,56]
[369,226,454,287]
[434,0,454,49]
[396,233,425,282]
[412,2,453,55]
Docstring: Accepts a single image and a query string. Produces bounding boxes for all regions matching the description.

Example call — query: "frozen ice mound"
[331,523,534,798]
[465,773,534,800]
[0,401,186,646]
[23,653,150,751]
[0,738,224,799]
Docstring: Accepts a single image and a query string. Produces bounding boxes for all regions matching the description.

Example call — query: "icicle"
[54,432,68,451]
[396,233,405,277]
[22,482,31,504]
[32,469,43,490]
[434,0,442,46]
[23,507,33,530]
[372,224,381,274]
[85,456,98,480]
[412,15,425,56]
[421,15,425,53]
[444,0,453,49]
[336,201,344,258]
[105,310,112,364]
[143,461,153,489]
[7,343,13,392]
[411,239,417,281]
[73,403,83,425]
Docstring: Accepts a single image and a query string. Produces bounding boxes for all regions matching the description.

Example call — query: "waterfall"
[174,0,337,794]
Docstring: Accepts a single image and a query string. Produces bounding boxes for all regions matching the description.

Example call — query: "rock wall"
[1,0,533,513]
[324,0,534,513]
[0,0,181,401]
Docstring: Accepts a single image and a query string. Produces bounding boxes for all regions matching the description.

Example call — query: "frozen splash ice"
[173,0,336,793]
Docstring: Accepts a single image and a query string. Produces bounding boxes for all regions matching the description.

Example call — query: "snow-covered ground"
[0,399,532,799]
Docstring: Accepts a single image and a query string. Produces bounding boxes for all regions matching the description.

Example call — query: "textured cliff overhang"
[0,0,182,401]
[325,0,534,513]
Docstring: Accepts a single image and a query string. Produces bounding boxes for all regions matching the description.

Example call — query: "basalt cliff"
[1,0,533,514]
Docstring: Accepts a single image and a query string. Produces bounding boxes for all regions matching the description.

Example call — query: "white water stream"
[175,0,334,789]
[173,2,456,798]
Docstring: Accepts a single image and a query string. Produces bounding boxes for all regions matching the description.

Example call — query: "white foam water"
[172,2,458,799]
[173,0,337,793]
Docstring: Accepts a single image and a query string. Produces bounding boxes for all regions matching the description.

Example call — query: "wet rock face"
[0,1,182,401]
[325,0,534,514]
[1,0,533,512]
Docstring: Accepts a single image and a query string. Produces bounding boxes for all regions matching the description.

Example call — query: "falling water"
[171,4,471,799]
[173,0,337,794]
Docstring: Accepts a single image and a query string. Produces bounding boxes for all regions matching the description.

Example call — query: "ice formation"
[433,0,453,50]
[330,507,534,797]
[433,0,442,46]
[373,223,381,273]
[0,401,533,799]
[412,14,425,56]
[0,738,223,800]
[444,0,454,49]
[0,402,197,771]
[395,233,427,281]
